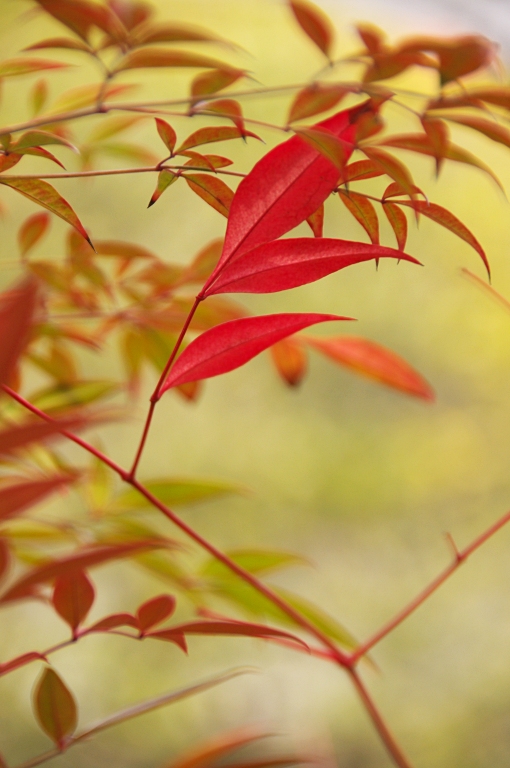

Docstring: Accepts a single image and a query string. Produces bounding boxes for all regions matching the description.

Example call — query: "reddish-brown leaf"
[136,594,176,633]
[87,612,139,632]
[200,99,244,132]
[184,173,234,217]
[177,126,260,153]
[0,540,166,604]
[0,652,46,678]
[190,69,244,99]
[205,238,419,296]
[0,414,94,457]
[338,190,379,243]
[161,313,350,391]
[0,539,9,583]
[115,48,233,72]
[17,146,67,169]
[397,199,490,276]
[270,338,308,386]
[287,83,349,124]
[33,667,77,748]
[183,239,223,283]
[440,113,510,150]
[293,126,349,170]
[420,117,449,174]
[0,474,74,523]
[165,728,271,768]
[18,212,50,257]
[356,23,386,54]
[304,335,434,399]
[34,0,126,42]
[133,21,228,45]
[306,203,324,237]
[0,178,92,248]
[53,570,95,632]
[361,146,416,198]
[362,51,433,84]
[13,131,77,153]
[342,159,384,182]
[208,103,369,280]
[0,154,23,173]
[0,58,70,77]
[382,201,408,251]
[399,35,495,84]
[0,276,38,386]
[24,37,94,53]
[155,118,177,153]
[289,0,334,59]
[150,619,309,647]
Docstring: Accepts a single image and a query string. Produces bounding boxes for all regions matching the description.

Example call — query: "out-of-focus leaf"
[155,118,177,153]
[114,48,234,72]
[34,0,126,42]
[382,201,407,250]
[289,0,334,59]
[13,131,77,152]
[0,652,46,678]
[293,126,349,170]
[399,34,495,85]
[0,154,23,173]
[148,170,178,207]
[30,380,119,412]
[304,335,434,399]
[87,115,146,143]
[86,612,139,632]
[30,79,49,116]
[164,728,272,768]
[356,23,386,53]
[0,414,94,457]
[397,199,490,276]
[199,98,244,132]
[0,540,168,604]
[177,125,260,153]
[0,58,69,77]
[362,50,434,84]
[202,550,309,578]
[439,113,510,150]
[161,314,348,390]
[206,238,418,295]
[33,667,77,748]
[47,83,135,114]
[16,145,67,169]
[24,37,94,53]
[191,69,244,99]
[136,594,176,633]
[0,276,38,386]
[338,190,379,243]
[306,203,324,238]
[53,570,95,633]
[361,146,416,198]
[0,474,75,523]
[184,173,234,217]
[18,212,50,257]
[288,83,348,124]
[420,116,448,175]
[114,478,244,510]
[274,586,358,650]
[0,178,92,248]
[133,22,230,46]
[270,337,308,386]
[182,239,223,284]
[0,539,9,583]
[149,619,309,648]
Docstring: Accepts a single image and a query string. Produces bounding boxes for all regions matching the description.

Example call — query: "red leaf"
[208,103,369,280]
[155,118,177,153]
[34,0,125,43]
[184,173,234,217]
[0,414,92,457]
[399,35,495,85]
[200,99,244,133]
[0,154,23,173]
[33,667,77,748]
[161,313,349,392]
[205,238,419,295]
[397,199,490,277]
[150,619,309,648]
[52,570,95,633]
[287,83,349,124]
[87,612,139,632]
[190,69,244,100]
[146,630,188,652]
[270,338,308,386]
[0,539,10,584]
[0,540,166,604]
[0,474,74,523]
[24,37,94,53]
[0,58,70,77]
[289,0,334,59]
[17,146,67,169]
[382,202,408,251]
[306,203,324,237]
[0,652,47,678]
[18,212,50,256]
[136,594,176,633]
[0,178,92,248]
[421,117,449,175]
[177,126,260,153]
[439,113,510,150]
[0,276,38,386]
[304,335,434,399]
[338,190,379,243]
[115,48,233,72]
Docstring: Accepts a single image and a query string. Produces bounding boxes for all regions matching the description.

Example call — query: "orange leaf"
[289,0,334,59]
[184,174,234,217]
[136,594,176,633]
[338,190,379,243]
[24,36,94,53]
[306,203,324,237]
[155,118,177,153]
[200,99,244,132]
[18,212,50,257]
[399,35,495,85]
[0,474,74,523]
[440,113,510,150]
[33,667,77,748]
[287,83,348,124]
[342,159,384,183]
[0,276,39,386]
[52,570,95,633]
[293,126,349,170]
[304,335,434,399]
[190,69,244,100]
[133,21,229,46]
[34,0,126,43]
[115,48,234,72]
[361,146,416,198]
[0,58,70,77]
[177,125,260,153]
[382,201,407,251]
[270,337,308,386]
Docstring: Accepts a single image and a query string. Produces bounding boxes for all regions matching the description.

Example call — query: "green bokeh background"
[1,1,510,767]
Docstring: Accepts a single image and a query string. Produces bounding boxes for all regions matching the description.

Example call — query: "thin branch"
[0,165,246,181]
[349,507,510,662]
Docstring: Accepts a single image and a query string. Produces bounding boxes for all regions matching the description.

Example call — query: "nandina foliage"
[0,1,509,767]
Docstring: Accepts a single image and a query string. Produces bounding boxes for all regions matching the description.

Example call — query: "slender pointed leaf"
[115,48,235,72]
[177,126,260,153]
[18,212,50,256]
[306,203,324,237]
[191,69,244,99]
[288,83,348,124]
[0,276,38,386]
[184,173,234,217]
[0,58,69,77]
[114,477,243,510]
[149,620,309,648]
[338,190,379,243]
[289,0,334,58]
[155,118,177,153]
[0,474,73,523]
[0,652,46,678]
[382,201,408,250]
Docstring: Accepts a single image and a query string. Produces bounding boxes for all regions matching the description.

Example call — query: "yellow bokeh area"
[1,2,510,767]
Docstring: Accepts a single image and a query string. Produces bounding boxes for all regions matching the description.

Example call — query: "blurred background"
[2,0,510,766]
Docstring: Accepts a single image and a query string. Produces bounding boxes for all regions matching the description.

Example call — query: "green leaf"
[114,478,244,510]
[30,381,119,412]
[202,550,309,578]
[33,667,77,748]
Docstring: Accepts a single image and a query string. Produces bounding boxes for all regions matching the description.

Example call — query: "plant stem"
[0,165,246,181]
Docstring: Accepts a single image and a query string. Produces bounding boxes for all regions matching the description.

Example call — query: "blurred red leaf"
[0,58,70,77]
[133,22,230,46]
[270,338,308,387]
[0,413,95,457]
[439,113,510,150]
[0,474,74,523]
[34,0,125,43]
[205,238,419,295]
[382,201,408,251]
[24,37,94,53]
[87,612,139,632]
[304,335,434,399]
[200,99,244,132]
[164,728,272,768]
[115,48,233,72]
[53,570,95,633]
[0,275,38,386]
[16,146,67,169]
[289,0,334,59]
[0,539,9,583]
[191,69,244,99]
[0,178,92,248]
[399,35,495,84]
[33,667,77,748]
[155,118,177,153]
[421,117,449,174]
[0,652,47,678]
[287,83,349,124]
[18,212,50,256]
[184,173,234,217]
[177,126,260,153]
[136,594,176,633]
[338,190,379,243]
[150,619,309,648]
[161,314,349,391]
